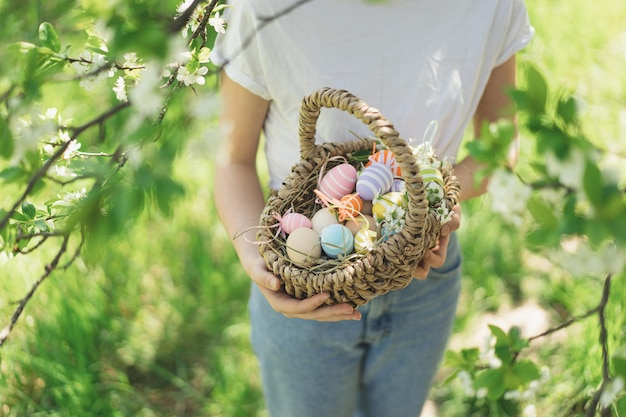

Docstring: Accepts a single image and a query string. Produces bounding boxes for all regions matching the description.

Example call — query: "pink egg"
[281,212,312,235]
[356,163,394,201]
[318,163,358,200]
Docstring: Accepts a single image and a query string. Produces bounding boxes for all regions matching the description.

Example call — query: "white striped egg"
[318,163,358,200]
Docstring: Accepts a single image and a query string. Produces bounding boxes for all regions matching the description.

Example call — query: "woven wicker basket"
[257,87,460,307]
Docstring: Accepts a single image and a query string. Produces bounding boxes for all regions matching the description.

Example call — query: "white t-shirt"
[211,0,534,189]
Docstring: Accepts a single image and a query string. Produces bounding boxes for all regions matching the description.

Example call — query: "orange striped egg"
[318,163,358,200]
[339,193,363,217]
[366,150,402,176]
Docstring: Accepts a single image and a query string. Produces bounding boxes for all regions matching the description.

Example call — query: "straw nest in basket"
[256,87,460,307]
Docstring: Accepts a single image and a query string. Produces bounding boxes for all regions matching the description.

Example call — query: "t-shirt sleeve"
[494,0,535,66]
[210,1,271,100]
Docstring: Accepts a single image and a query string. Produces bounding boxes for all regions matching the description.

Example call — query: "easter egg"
[420,166,444,187]
[391,179,406,193]
[311,207,339,233]
[339,193,363,218]
[320,224,354,259]
[318,163,358,200]
[367,149,402,176]
[354,229,378,253]
[372,192,407,221]
[356,163,394,201]
[280,212,312,235]
[286,227,322,266]
[344,214,378,236]
[360,199,373,216]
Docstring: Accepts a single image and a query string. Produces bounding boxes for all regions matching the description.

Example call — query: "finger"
[250,261,281,291]
[413,256,430,279]
[259,288,361,322]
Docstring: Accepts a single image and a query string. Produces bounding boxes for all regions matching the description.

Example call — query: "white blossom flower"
[52,165,76,178]
[176,65,208,86]
[128,65,166,118]
[479,334,502,368]
[52,188,87,208]
[553,238,625,277]
[545,148,587,191]
[487,168,532,226]
[522,404,538,417]
[456,370,475,396]
[62,139,81,160]
[209,11,226,34]
[600,377,624,409]
[113,76,128,102]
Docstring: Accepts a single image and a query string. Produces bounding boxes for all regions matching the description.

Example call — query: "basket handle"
[298,87,428,219]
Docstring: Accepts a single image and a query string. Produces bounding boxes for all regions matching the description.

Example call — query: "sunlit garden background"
[1,0,625,416]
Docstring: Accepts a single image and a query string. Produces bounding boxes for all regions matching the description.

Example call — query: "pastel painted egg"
[311,207,339,233]
[425,182,445,205]
[286,227,322,266]
[320,224,354,259]
[356,163,394,201]
[318,163,358,200]
[339,193,363,218]
[366,149,402,176]
[391,179,406,193]
[344,214,378,236]
[280,212,312,235]
[372,192,407,221]
[360,199,373,216]
[354,229,378,253]
[420,166,444,187]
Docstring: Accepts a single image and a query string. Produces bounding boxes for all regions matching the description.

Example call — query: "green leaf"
[527,196,558,228]
[525,65,548,113]
[38,22,62,53]
[507,326,529,353]
[510,360,541,386]
[0,116,14,159]
[583,160,604,208]
[474,368,507,400]
[21,202,36,220]
[613,349,626,380]
[0,167,26,184]
[557,95,578,126]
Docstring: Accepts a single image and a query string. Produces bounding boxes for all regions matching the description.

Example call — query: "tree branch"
[0,233,71,347]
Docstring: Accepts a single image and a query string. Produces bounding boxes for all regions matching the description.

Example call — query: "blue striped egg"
[355,163,393,201]
[318,163,358,200]
[319,223,354,258]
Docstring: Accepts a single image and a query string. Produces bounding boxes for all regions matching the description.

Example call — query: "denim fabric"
[249,233,462,417]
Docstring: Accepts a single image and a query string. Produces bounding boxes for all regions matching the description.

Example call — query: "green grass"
[1,0,626,416]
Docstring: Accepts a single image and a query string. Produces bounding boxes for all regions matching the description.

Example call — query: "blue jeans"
[249,233,462,417]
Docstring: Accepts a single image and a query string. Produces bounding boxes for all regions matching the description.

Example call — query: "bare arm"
[454,55,519,201]
[214,71,361,321]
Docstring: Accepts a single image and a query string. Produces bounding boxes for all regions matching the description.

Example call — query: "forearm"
[214,162,267,273]
[453,156,489,202]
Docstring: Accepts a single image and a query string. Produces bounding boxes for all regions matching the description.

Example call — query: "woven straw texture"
[257,88,460,307]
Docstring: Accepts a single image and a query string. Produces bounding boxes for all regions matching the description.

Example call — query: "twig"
[585,274,613,417]
[0,233,71,347]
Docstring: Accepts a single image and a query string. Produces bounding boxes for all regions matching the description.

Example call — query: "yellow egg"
[286,227,322,266]
[372,192,407,221]
[354,229,378,253]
